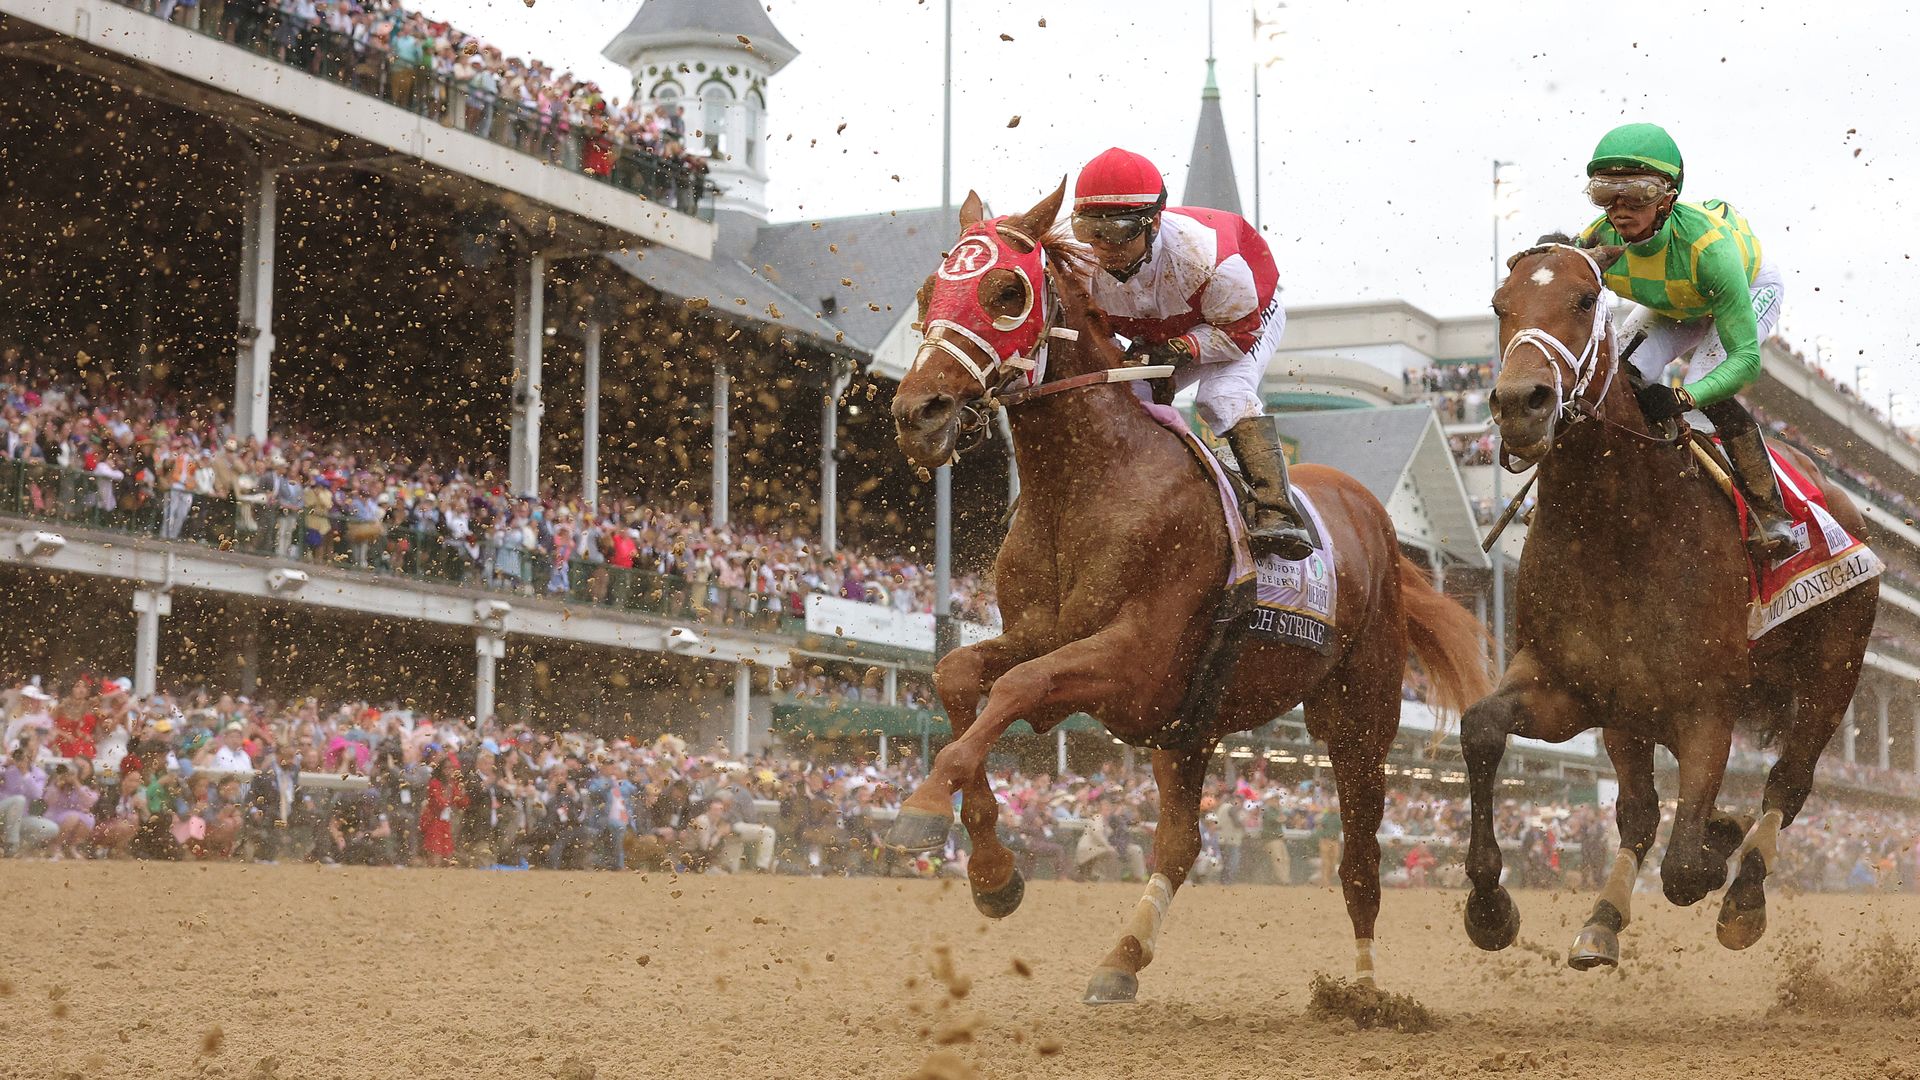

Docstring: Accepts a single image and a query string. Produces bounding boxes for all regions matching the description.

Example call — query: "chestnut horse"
[887,182,1491,1003]
[1463,242,1877,968]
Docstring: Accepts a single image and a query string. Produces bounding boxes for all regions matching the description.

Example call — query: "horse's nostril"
[1525,386,1553,413]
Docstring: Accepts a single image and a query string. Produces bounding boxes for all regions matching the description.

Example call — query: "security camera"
[15,531,65,559]
[667,626,702,649]
[265,567,309,593]
[475,599,513,624]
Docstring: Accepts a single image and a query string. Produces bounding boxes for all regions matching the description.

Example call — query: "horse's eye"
[1579,294,1597,311]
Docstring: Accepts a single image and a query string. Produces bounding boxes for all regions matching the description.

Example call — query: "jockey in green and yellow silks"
[1577,123,1795,562]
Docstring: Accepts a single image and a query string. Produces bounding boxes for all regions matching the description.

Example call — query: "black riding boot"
[1721,423,1798,564]
[1225,417,1313,561]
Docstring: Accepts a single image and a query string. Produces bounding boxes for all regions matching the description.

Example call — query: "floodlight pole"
[1490,159,1514,670]
[934,0,957,659]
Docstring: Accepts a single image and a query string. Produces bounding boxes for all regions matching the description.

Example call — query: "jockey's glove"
[1635,383,1696,422]
[1125,337,1192,368]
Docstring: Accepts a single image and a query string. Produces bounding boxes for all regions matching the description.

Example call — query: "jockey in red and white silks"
[1071,146,1310,560]
[1089,207,1285,436]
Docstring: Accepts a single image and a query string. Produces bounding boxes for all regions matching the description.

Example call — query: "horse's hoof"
[887,807,952,853]
[1081,967,1139,1005]
[1464,887,1519,952]
[1716,850,1769,951]
[1567,923,1620,971]
[1661,863,1724,908]
[972,869,1025,920]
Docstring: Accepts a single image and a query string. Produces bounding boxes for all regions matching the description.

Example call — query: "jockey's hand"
[1125,338,1191,368]
[1635,383,1696,422]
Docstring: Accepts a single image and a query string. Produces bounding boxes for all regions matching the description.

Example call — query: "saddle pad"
[1136,399,1338,653]
[1740,443,1884,641]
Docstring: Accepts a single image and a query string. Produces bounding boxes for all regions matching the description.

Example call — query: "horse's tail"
[1398,555,1495,739]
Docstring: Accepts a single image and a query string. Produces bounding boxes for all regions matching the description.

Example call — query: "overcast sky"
[420,0,1920,421]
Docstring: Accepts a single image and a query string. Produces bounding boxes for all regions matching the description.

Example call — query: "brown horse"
[887,182,1492,1003]
[1463,241,1877,967]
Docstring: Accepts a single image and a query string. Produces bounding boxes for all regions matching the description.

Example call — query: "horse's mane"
[1036,221,1097,278]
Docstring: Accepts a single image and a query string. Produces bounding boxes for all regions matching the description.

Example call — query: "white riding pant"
[1618,261,1784,428]
[1134,302,1285,435]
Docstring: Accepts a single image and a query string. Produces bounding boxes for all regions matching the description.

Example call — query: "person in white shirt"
[211,723,254,772]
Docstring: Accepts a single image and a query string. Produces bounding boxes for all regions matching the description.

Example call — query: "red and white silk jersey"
[1087,207,1282,366]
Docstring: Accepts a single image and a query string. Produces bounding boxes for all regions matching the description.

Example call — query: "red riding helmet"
[1073,147,1167,213]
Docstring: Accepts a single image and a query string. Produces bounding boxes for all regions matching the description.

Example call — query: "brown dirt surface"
[4,861,1919,1079]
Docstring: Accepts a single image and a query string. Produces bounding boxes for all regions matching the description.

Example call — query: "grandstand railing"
[105,0,716,221]
[0,460,802,634]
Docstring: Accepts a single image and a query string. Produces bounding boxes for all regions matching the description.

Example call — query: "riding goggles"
[1070,209,1157,246]
[1585,175,1673,210]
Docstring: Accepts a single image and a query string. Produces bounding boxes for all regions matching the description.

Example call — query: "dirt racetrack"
[4,861,1919,1080]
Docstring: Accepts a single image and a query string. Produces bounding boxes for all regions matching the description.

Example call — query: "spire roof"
[603,0,800,74]
[1182,58,1242,214]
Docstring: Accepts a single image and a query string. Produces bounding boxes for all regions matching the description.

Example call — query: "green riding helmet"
[1587,123,1684,192]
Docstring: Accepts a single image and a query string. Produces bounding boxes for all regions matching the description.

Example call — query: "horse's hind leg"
[1717,691,1842,950]
[1083,745,1211,1005]
[1569,730,1660,970]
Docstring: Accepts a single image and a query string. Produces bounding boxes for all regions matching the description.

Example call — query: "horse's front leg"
[888,635,1034,866]
[1461,649,1589,951]
[895,626,1148,873]
[1083,745,1211,1005]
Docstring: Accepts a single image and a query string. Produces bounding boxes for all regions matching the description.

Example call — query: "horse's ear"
[1586,244,1625,273]
[913,273,934,326]
[958,190,985,230]
[1504,249,1529,272]
[1013,178,1067,243]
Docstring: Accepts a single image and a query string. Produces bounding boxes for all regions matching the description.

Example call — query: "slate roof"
[747,207,954,354]
[603,246,845,353]
[1277,405,1434,503]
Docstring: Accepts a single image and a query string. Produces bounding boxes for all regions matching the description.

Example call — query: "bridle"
[1496,244,1678,472]
[918,246,1171,458]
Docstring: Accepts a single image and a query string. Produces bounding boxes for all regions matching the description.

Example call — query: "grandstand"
[1,0,1916,817]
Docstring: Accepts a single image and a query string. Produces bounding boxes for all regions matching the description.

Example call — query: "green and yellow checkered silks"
[1580,200,1767,407]
[1581,201,1761,321]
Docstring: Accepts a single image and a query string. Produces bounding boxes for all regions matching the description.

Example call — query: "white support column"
[509,254,547,497]
[820,379,838,554]
[474,632,505,722]
[1843,702,1858,764]
[1878,690,1892,770]
[879,734,890,770]
[712,362,730,527]
[1056,726,1068,776]
[883,666,899,707]
[234,166,277,443]
[581,318,602,508]
[1912,700,1920,778]
[131,588,171,699]
[1430,548,1447,591]
[732,661,751,756]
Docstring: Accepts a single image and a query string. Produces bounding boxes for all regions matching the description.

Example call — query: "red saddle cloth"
[1734,442,1883,641]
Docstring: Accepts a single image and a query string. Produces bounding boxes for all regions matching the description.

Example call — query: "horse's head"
[1488,241,1626,464]
[893,182,1066,470]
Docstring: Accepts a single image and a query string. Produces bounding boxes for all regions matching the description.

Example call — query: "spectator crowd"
[6,674,1920,896]
[119,0,713,213]
[0,345,1000,627]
